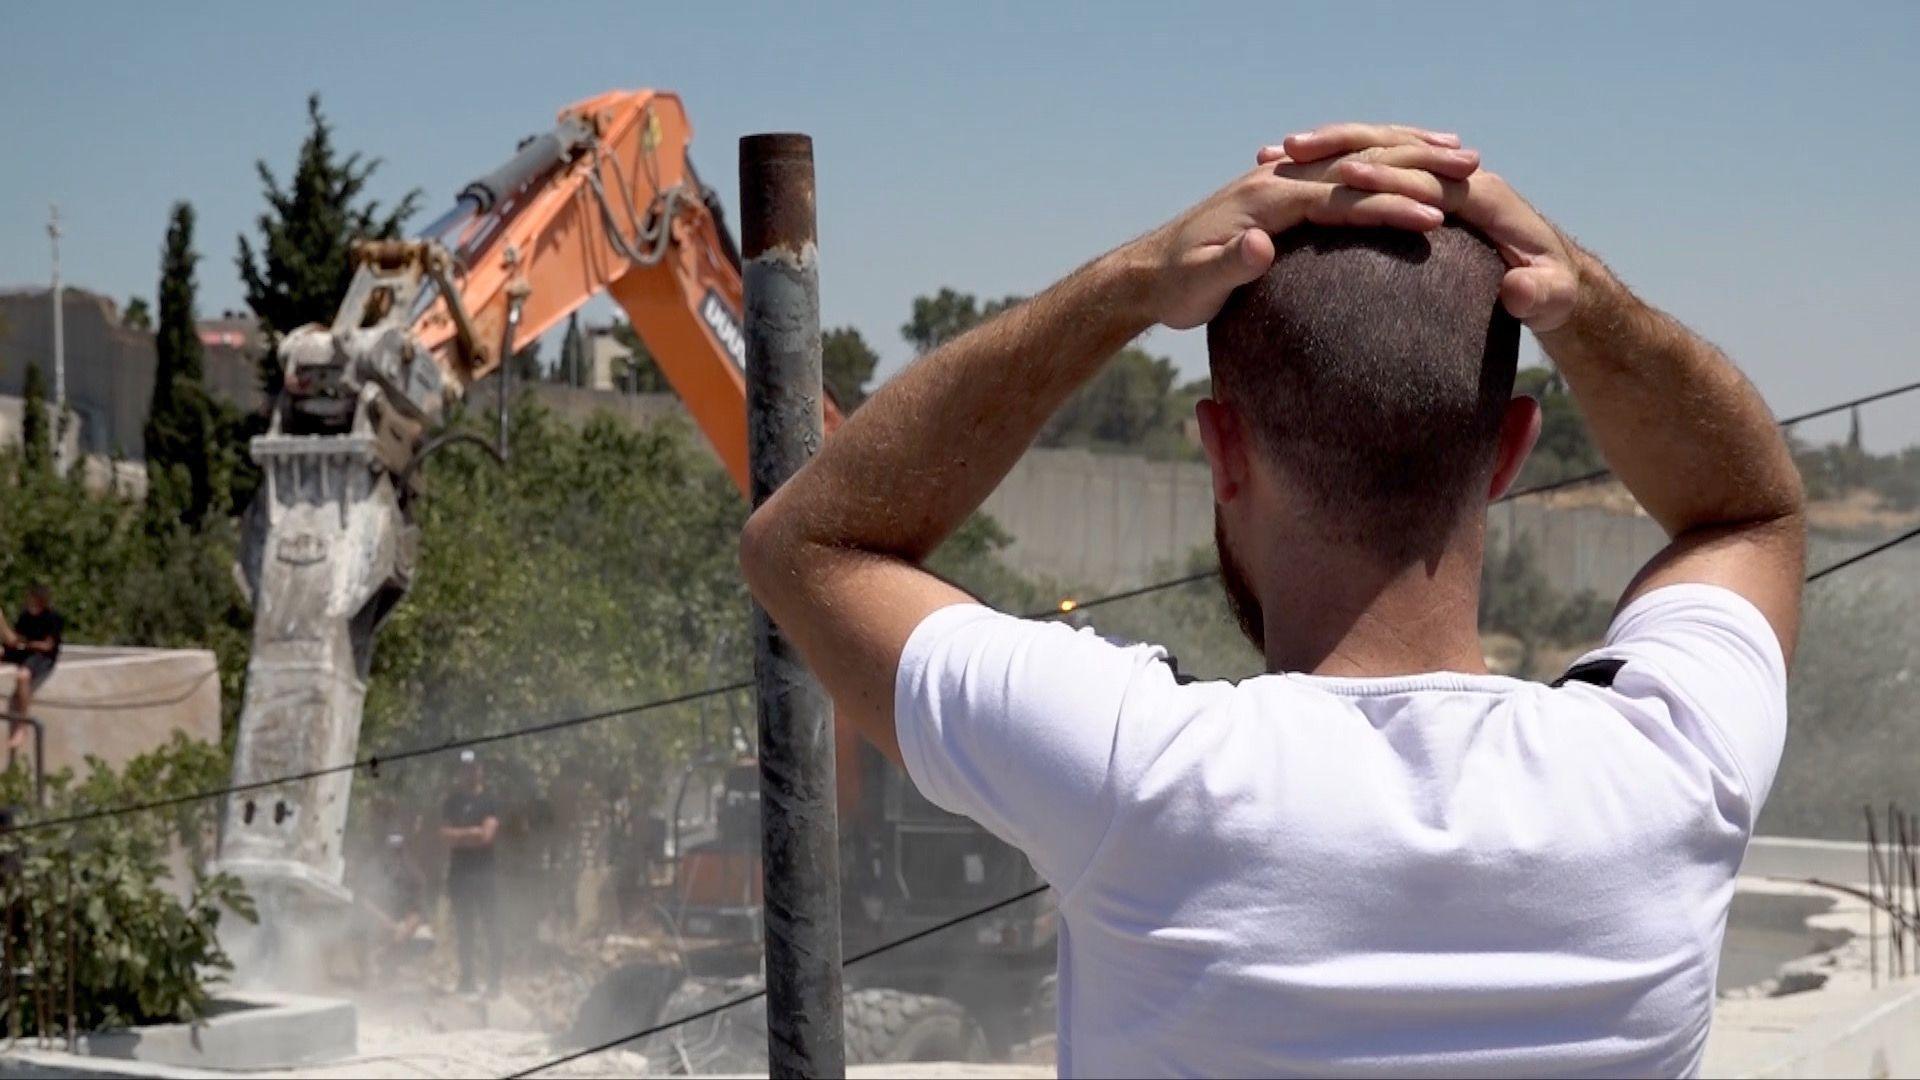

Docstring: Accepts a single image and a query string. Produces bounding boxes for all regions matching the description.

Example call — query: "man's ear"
[1488,395,1543,501]
[1196,397,1250,505]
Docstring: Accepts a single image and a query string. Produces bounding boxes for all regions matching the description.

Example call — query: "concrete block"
[81,991,355,1071]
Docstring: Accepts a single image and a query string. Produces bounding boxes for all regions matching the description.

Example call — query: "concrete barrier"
[82,992,354,1070]
[1739,837,1873,888]
[10,645,221,776]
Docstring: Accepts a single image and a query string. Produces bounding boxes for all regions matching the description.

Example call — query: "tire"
[564,961,683,1051]
[842,987,989,1065]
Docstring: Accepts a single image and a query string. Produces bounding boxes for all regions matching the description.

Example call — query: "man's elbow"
[1753,462,1808,543]
[739,501,799,607]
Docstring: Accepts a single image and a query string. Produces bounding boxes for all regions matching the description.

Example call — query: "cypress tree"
[237,94,420,393]
[144,202,221,525]
[20,360,51,476]
[560,313,586,387]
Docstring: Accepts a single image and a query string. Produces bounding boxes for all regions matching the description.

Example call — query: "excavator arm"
[277,88,832,489]
[217,89,837,917]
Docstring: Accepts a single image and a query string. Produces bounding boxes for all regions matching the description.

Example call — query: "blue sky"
[3,1,1917,448]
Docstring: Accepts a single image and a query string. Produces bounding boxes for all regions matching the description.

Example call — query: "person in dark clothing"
[3,584,63,751]
[440,750,503,994]
[351,832,429,983]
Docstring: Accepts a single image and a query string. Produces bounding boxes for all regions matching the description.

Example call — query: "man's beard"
[1214,512,1265,654]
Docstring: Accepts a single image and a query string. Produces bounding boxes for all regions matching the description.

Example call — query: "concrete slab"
[1705,878,1920,1078]
[0,1046,220,1078]
[0,992,357,1075]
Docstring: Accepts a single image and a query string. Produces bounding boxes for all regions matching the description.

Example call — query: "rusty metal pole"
[741,132,846,1078]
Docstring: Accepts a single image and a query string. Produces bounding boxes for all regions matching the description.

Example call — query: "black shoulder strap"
[1161,651,1197,685]
[1552,657,1627,689]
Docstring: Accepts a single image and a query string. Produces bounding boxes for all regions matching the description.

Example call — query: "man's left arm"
[741,129,1477,763]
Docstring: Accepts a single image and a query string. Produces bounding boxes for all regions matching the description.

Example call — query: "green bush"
[0,734,252,1035]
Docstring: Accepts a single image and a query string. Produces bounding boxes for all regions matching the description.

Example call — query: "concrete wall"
[0,289,156,458]
[982,448,1213,589]
[0,288,264,462]
[980,447,1920,599]
[1739,837,1874,887]
[13,645,221,776]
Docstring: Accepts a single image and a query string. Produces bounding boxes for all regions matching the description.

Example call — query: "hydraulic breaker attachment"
[214,413,415,914]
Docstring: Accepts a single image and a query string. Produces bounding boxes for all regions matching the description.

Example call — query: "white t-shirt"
[894,583,1787,1079]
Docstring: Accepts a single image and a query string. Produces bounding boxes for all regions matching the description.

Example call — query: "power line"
[508,513,1920,1077]
[0,679,752,838]
[1779,379,1920,428]
[1497,466,1609,503]
[505,985,766,1079]
[1497,378,1920,504]
[507,884,1052,1078]
[1043,519,1920,619]
[1806,524,1920,584]
[7,378,1917,1069]
[1031,569,1220,619]
[17,494,1918,839]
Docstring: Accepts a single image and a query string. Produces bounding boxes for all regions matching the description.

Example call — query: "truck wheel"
[843,987,988,1064]
[564,961,682,1050]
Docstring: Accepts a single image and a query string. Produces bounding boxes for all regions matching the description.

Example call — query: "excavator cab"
[663,758,764,970]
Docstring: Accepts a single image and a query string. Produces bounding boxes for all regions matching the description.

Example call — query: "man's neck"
[1258,541,1488,677]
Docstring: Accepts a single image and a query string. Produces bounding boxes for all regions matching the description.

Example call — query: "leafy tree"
[1477,537,1610,673]
[20,360,51,477]
[902,289,1201,458]
[1061,547,1262,683]
[123,296,153,331]
[0,446,255,736]
[1762,573,1920,838]
[1041,346,1180,451]
[145,202,231,526]
[901,288,1024,355]
[0,736,251,1035]
[237,94,421,392]
[1513,365,1604,489]
[347,401,1061,928]
[822,326,879,409]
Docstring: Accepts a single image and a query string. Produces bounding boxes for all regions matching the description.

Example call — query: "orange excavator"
[217,88,839,908]
[216,89,1050,1065]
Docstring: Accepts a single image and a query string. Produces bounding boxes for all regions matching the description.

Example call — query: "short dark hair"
[1206,221,1520,563]
[26,583,51,603]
